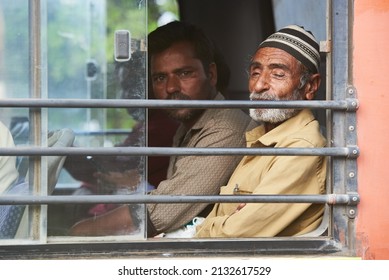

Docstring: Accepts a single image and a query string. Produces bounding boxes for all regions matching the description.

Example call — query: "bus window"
[0,0,359,258]
[0,0,147,241]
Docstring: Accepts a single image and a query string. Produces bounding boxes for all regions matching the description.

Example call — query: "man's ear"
[208,62,218,87]
[304,73,321,100]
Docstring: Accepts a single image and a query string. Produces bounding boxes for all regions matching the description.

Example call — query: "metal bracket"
[347,145,360,159]
[347,192,360,206]
[345,98,359,111]
[346,193,359,219]
[320,40,332,53]
[346,179,358,220]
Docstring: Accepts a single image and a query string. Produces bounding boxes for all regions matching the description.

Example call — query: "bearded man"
[195,25,327,238]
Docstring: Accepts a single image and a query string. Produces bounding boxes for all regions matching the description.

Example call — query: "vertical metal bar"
[325,0,334,238]
[29,0,43,241]
[331,0,357,255]
[345,19,358,255]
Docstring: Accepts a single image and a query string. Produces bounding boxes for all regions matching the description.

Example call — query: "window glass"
[0,0,32,240]
[0,0,147,241]
[272,0,326,41]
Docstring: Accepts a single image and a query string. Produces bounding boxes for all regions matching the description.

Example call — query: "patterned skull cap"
[258,25,320,73]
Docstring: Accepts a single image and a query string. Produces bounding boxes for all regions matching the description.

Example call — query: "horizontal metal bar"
[0,239,341,258]
[0,98,358,111]
[74,129,131,136]
[0,146,359,157]
[0,194,358,205]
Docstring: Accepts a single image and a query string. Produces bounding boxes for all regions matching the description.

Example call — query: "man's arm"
[195,152,326,238]
[69,205,135,236]
[147,126,247,234]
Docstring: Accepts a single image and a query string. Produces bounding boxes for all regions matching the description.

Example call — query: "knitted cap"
[258,25,320,73]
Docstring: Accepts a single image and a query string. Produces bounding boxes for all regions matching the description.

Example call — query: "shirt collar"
[246,109,315,147]
[173,92,225,145]
[190,92,225,131]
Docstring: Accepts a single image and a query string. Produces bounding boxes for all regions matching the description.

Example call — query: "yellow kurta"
[196,109,327,238]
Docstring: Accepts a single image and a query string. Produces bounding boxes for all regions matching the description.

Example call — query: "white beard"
[249,89,302,123]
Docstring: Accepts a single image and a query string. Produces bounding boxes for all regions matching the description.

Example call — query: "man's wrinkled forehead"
[250,47,300,72]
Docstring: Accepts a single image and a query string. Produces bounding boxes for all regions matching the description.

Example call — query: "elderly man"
[195,25,327,238]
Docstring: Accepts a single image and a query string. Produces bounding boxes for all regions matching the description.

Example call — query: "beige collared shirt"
[196,109,327,238]
[147,93,251,234]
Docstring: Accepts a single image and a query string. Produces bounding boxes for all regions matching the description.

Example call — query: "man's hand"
[69,205,135,236]
[234,203,246,214]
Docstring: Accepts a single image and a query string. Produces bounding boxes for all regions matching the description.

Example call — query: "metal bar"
[0,146,359,157]
[0,98,359,111]
[0,194,358,205]
[73,129,131,136]
[0,239,341,259]
[331,0,356,255]
[29,0,45,242]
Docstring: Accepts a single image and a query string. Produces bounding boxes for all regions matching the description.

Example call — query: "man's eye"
[179,71,192,77]
[250,71,260,78]
[153,75,165,82]
[272,72,285,78]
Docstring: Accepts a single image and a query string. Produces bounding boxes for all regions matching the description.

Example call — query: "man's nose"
[252,73,270,93]
[166,75,180,94]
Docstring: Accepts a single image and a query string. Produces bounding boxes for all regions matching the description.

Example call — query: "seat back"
[0,128,75,239]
